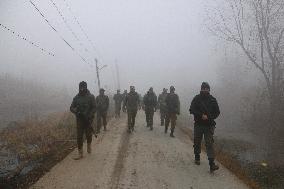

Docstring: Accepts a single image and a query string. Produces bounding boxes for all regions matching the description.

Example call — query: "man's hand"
[202,114,208,120]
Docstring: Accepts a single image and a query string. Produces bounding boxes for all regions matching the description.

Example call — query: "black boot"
[209,158,219,172]
[170,129,175,138]
[195,154,200,165]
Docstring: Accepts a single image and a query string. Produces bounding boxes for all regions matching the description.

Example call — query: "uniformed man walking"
[96,88,109,133]
[123,86,140,133]
[70,81,96,160]
[122,90,128,113]
[113,89,123,118]
[189,82,220,172]
[158,88,168,126]
[143,87,158,130]
[165,86,180,137]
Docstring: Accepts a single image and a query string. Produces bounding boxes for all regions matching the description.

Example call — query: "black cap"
[201,82,210,91]
[100,88,105,92]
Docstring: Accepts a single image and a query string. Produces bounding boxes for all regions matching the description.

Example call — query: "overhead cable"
[62,0,103,60]
[29,0,92,67]
[0,23,55,57]
[48,0,90,53]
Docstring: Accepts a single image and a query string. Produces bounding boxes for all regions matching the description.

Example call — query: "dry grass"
[0,112,76,162]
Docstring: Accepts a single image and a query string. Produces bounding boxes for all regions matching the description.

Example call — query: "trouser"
[127,110,137,130]
[145,109,154,128]
[97,111,107,132]
[160,109,166,125]
[193,123,215,159]
[165,113,177,132]
[77,119,93,150]
[115,104,121,117]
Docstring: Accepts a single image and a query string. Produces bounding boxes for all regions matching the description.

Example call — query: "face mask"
[200,90,209,96]
[79,88,87,95]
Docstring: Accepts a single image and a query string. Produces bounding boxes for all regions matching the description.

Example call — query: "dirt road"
[31,112,249,189]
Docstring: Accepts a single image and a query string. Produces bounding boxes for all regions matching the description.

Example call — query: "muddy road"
[31,112,249,189]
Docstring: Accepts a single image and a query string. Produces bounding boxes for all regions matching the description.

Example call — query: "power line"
[61,0,103,61]
[48,0,90,53]
[29,0,92,67]
[0,23,55,57]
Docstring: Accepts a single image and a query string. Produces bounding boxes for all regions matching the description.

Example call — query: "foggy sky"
[0,0,220,95]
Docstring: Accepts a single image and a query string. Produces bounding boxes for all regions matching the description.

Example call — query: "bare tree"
[206,0,284,116]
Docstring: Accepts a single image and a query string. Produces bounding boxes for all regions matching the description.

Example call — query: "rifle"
[200,101,216,126]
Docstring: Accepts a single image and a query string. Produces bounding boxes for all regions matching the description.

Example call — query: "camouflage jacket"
[70,90,96,121]
[123,91,140,111]
[96,94,109,113]
[143,92,158,111]
[158,92,168,111]
[113,93,123,106]
[165,92,180,114]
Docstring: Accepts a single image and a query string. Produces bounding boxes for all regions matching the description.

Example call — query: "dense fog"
[1,1,283,187]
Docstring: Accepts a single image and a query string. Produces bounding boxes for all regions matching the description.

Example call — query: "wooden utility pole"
[95,58,108,91]
[115,61,121,90]
[95,59,101,90]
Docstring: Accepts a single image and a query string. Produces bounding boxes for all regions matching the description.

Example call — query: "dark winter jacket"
[123,91,140,111]
[96,94,109,113]
[189,93,220,126]
[158,92,168,112]
[113,93,123,106]
[165,92,180,114]
[70,90,96,122]
[143,92,158,112]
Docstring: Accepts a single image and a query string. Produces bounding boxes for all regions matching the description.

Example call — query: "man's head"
[117,89,120,94]
[201,82,210,94]
[170,86,175,93]
[100,88,105,95]
[149,87,153,93]
[79,81,87,94]
[163,88,168,93]
[124,90,127,94]
[130,86,135,93]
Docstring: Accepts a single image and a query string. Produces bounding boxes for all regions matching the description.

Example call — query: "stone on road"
[31,112,249,189]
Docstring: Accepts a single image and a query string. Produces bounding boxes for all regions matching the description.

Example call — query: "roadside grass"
[0,112,77,188]
[178,118,284,189]
[178,125,261,189]
[0,112,76,159]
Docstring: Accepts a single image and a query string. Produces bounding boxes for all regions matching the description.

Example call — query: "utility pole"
[95,58,101,90]
[95,58,107,91]
[115,60,121,90]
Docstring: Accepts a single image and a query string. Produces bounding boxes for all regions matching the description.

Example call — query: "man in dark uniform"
[165,86,180,137]
[70,81,96,160]
[143,87,158,130]
[123,86,140,133]
[122,90,128,113]
[189,82,220,172]
[113,89,123,118]
[158,88,168,126]
[96,88,109,133]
